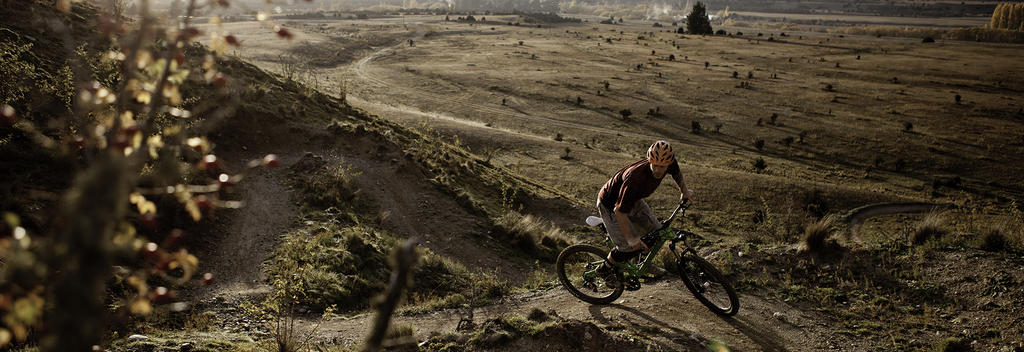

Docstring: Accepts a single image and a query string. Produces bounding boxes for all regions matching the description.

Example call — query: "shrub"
[618,108,632,120]
[267,225,393,311]
[980,228,1008,252]
[911,213,948,245]
[691,121,702,134]
[903,122,914,132]
[751,157,767,171]
[802,216,838,254]
[753,138,765,150]
[933,337,970,352]
[922,37,935,43]
[289,153,360,209]
[496,212,571,260]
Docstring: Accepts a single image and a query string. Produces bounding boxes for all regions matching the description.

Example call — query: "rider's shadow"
[587,303,791,352]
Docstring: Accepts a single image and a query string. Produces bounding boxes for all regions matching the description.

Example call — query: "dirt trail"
[193,150,315,300]
[338,150,535,283]
[312,278,875,351]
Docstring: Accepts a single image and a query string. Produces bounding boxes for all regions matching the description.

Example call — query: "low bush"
[979,227,1008,252]
[802,216,839,254]
[289,153,360,209]
[911,213,948,245]
[267,224,393,312]
[495,212,572,260]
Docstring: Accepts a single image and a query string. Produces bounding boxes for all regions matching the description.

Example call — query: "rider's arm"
[669,161,692,200]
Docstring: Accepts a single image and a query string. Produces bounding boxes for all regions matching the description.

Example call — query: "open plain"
[186,12,1024,351]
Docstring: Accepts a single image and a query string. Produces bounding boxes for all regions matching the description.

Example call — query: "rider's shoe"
[596,263,619,287]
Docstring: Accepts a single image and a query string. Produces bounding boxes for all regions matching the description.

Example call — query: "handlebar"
[659,199,691,230]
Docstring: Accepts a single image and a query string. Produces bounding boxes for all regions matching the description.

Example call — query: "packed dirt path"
[311,277,877,351]
[196,156,301,298]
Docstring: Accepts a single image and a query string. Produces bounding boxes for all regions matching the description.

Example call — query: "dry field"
[188,13,1024,351]
[206,14,1024,220]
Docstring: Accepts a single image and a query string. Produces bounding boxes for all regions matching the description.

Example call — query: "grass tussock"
[270,221,509,314]
[495,212,573,260]
[912,213,949,245]
[267,224,393,312]
[802,216,840,254]
[289,152,361,210]
[978,227,1009,252]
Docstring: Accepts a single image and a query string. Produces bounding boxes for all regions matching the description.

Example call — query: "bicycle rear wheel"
[677,254,739,316]
[556,244,624,304]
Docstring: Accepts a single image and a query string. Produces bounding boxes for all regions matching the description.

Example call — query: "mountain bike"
[556,200,739,316]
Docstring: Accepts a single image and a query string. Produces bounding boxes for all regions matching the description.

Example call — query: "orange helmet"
[647,140,674,166]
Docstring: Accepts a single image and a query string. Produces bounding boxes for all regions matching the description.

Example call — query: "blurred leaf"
[129,193,157,215]
[148,135,164,159]
[708,340,731,352]
[0,328,10,346]
[129,298,151,315]
[12,294,43,326]
[2,213,18,228]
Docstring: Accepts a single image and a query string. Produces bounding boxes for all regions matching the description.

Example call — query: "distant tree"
[668,54,675,61]
[753,138,765,150]
[691,121,702,134]
[752,157,767,171]
[903,121,914,132]
[955,94,962,104]
[619,109,632,120]
[686,2,713,35]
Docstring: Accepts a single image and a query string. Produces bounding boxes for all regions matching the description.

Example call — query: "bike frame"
[586,200,700,282]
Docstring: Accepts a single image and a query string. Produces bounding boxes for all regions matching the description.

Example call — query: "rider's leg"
[629,200,667,277]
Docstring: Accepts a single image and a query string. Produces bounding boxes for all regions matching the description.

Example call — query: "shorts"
[597,199,660,252]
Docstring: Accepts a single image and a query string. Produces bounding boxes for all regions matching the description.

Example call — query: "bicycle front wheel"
[677,254,739,316]
[556,244,624,304]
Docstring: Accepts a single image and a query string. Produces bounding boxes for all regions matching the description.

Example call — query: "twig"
[363,239,419,352]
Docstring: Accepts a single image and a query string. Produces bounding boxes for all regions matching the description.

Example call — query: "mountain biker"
[597,140,694,279]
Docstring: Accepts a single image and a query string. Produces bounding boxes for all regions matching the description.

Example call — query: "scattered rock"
[128,334,148,341]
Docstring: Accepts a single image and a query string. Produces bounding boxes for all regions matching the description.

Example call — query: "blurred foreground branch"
[362,239,419,352]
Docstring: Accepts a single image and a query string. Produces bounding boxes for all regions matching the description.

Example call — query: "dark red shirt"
[598,159,681,213]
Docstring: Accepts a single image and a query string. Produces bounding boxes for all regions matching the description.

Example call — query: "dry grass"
[802,216,838,254]
[496,212,572,259]
[979,227,1009,252]
[911,212,949,245]
[827,25,1024,43]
